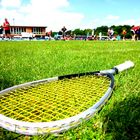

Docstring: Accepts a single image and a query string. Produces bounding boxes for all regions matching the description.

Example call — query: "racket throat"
[100,68,118,75]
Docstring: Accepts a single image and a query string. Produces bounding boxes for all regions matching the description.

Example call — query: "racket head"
[0,72,114,135]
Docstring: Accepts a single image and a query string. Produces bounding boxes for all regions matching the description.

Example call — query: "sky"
[0,0,140,31]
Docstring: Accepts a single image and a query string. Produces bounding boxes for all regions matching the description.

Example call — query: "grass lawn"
[0,40,140,140]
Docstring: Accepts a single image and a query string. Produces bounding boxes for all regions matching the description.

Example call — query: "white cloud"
[1,0,21,8]
[106,15,120,20]
[118,19,136,25]
[80,15,120,30]
[0,0,84,31]
[83,19,99,29]
[84,17,140,30]
[29,0,69,10]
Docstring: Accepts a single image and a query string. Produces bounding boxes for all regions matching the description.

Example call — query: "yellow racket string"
[0,75,110,122]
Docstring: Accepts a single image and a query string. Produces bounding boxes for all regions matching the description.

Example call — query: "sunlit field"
[0,40,140,140]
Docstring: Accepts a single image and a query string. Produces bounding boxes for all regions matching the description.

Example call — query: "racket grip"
[114,60,134,73]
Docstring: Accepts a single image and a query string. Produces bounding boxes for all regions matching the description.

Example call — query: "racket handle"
[114,60,134,73]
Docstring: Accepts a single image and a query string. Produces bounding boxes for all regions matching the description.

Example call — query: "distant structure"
[10,25,47,37]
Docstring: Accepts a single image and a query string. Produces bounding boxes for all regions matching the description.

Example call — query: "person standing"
[135,26,140,40]
[47,30,52,40]
[107,28,111,39]
[110,28,114,39]
[61,26,67,39]
[3,18,11,39]
[0,25,3,39]
[122,29,127,40]
[131,25,139,41]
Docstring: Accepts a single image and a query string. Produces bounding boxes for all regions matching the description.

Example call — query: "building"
[10,25,47,37]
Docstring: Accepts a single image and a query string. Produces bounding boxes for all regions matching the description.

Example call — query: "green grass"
[0,40,140,140]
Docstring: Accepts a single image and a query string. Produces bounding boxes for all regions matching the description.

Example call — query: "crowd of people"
[1,18,140,41]
[107,26,140,41]
[47,25,140,41]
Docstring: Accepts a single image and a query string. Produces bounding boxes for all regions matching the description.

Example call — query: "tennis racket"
[0,60,134,135]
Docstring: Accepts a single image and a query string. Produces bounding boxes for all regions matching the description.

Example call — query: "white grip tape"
[114,60,134,72]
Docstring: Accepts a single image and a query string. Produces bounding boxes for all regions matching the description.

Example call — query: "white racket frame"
[0,61,134,135]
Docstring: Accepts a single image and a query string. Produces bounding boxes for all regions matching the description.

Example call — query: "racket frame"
[0,72,114,135]
[0,60,134,135]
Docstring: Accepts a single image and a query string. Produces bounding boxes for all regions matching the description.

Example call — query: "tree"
[66,30,72,35]
[73,28,84,35]
[83,29,92,36]
[95,26,108,36]
[51,24,133,39]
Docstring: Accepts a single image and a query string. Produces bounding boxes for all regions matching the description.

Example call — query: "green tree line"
[52,25,133,39]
